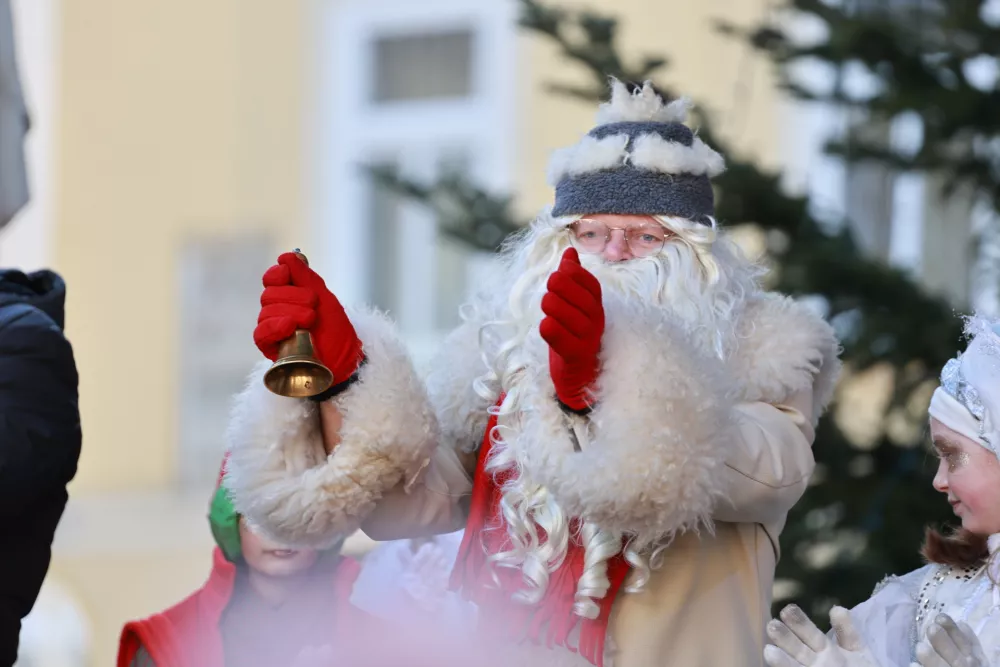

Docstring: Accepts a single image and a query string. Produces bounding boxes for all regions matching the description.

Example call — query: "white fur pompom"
[595,79,692,125]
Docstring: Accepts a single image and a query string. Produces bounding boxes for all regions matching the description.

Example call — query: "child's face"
[238,518,320,577]
[931,418,1000,536]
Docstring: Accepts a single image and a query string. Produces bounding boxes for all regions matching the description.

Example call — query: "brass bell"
[262,250,335,398]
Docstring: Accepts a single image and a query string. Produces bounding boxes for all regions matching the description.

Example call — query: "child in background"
[765,317,1000,667]
[117,458,362,667]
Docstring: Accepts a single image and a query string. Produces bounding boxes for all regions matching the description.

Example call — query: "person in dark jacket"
[0,268,81,666]
[1,4,81,662]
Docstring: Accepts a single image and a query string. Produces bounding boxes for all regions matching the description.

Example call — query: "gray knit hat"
[548,80,724,225]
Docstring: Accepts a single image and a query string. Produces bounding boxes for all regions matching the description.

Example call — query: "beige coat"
[225,291,838,667]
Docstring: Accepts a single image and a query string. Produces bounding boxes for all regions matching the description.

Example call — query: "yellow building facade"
[5,1,782,664]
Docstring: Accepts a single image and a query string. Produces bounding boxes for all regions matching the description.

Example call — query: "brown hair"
[922,525,989,568]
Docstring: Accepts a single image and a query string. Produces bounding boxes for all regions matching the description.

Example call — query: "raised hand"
[765,605,879,667]
[539,248,604,412]
[254,252,363,384]
[915,614,989,667]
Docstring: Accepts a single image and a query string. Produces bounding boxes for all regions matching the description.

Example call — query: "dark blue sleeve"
[0,303,81,666]
[0,303,80,512]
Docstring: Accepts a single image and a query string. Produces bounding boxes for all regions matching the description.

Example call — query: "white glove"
[914,614,990,667]
[765,604,880,667]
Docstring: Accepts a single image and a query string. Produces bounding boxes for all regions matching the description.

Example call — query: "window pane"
[433,152,473,330]
[372,30,474,103]
[368,164,402,315]
[366,155,474,333]
[435,233,469,330]
[177,234,272,487]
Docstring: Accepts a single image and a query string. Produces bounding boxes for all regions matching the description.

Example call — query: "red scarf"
[117,548,363,667]
[450,399,631,667]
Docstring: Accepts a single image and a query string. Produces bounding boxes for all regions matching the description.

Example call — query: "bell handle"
[288,248,311,339]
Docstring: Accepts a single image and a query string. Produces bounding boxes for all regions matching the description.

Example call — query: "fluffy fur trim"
[224,309,438,549]
[630,133,725,177]
[595,79,691,125]
[546,132,724,185]
[546,134,629,186]
[426,319,497,454]
[507,295,735,545]
[732,294,842,422]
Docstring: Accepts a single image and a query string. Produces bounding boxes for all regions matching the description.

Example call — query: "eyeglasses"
[569,219,670,257]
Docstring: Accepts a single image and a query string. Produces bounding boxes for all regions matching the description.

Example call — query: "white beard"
[494,226,752,362]
[475,218,759,620]
[580,252,703,326]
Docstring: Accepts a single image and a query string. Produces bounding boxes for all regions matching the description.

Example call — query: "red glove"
[539,248,604,412]
[253,253,364,384]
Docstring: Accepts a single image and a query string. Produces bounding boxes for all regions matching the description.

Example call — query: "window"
[840,112,971,304]
[843,118,895,259]
[372,30,474,103]
[365,150,478,334]
[177,234,273,487]
[320,0,516,357]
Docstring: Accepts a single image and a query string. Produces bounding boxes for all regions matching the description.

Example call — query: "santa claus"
[224,80,841,667]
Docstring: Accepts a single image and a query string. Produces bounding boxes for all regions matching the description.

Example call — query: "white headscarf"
[929,318,1000,456]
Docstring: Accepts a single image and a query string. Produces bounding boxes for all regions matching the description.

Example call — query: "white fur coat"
[225,289,839,549]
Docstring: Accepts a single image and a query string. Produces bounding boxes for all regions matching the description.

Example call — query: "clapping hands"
[765,604,879,667]
[912,614,989,667]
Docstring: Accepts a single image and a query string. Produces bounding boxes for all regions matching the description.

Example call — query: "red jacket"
[117,548,363,667]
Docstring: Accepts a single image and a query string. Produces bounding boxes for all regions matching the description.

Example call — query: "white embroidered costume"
[844,539,1000,666]
[795,319,1000,667]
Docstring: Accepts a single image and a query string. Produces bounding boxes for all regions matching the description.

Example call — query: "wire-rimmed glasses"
[569,219,669,257]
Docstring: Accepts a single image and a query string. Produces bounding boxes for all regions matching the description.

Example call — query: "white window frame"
[309,0,516,359]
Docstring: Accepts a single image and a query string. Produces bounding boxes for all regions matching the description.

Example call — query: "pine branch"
[739,0,1000,210]
[366,164,521,252]
[543,82,608,102]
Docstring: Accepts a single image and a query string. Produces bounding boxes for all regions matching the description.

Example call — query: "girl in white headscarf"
[765,317,1000,667]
